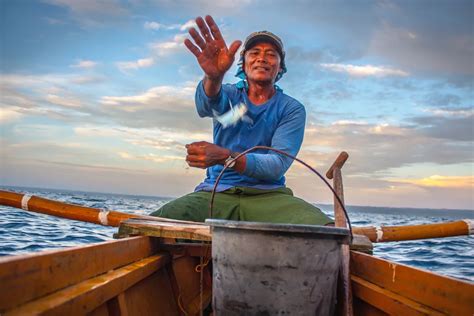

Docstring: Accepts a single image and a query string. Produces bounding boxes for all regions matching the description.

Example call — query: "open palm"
[184,15,241,79]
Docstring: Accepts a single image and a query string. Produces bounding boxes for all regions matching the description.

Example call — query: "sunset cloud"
[392,175,473,188]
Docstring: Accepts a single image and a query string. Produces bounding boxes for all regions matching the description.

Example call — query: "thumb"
[228,40,242,59]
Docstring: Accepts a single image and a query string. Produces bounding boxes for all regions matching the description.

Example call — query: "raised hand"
[184,15,241,80]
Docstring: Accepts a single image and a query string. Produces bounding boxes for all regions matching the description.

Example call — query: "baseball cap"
[242,30,285,63]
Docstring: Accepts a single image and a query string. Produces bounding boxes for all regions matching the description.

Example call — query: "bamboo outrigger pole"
[0,190,140,227]
[353,220,473,243]
[1,190,471,242]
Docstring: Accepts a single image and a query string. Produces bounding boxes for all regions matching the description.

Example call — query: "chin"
[248,75,275,84]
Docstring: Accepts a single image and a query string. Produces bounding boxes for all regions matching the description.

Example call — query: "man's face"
[243,42,281,84]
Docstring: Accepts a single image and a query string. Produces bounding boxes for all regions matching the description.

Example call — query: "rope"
[177,293,189,316]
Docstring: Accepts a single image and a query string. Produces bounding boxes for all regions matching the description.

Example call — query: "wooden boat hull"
[0,235,472,315]
[0,237,212,316]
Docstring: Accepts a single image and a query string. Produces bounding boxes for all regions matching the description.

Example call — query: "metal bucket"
[206,219,349,316]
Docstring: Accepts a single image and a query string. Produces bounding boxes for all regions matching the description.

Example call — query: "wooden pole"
[353,220,473,242]
[327,152,353,316]
[0,190,205,227]
[1,190,470,242]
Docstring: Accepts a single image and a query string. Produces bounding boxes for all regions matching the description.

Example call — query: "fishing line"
[209,146,353,241]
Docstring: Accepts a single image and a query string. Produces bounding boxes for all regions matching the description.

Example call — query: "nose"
[255,53,268,63]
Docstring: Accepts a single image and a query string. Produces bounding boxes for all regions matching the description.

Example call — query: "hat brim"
[244,35,284,57]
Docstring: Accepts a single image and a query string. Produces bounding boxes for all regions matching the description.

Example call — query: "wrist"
[223,150,239,168]
[204,74,224,83]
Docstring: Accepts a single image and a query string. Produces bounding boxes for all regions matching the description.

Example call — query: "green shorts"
[150,187,333,225]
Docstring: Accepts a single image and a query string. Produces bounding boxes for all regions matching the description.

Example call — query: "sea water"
[0,186,473,282]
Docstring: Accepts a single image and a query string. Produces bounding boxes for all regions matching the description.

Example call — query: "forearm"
[203,75,223,98]
[243,153,289,181]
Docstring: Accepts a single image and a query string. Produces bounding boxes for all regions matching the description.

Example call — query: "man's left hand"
[185,141,230,169]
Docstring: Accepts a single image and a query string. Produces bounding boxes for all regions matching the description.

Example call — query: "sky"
[1,0,473,210]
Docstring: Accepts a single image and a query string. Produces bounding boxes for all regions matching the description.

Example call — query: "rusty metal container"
[207,219,349,316]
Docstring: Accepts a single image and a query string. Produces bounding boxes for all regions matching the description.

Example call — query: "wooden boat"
[0,153,473,315]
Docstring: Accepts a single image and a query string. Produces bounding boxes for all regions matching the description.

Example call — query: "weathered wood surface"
[0,236,159,311]
[351,251,474,315]
[327,152,353,316]
[353,219,473,242]
[0,235,213,316]
[350,234,373,254]
[116,218,212,241]
[4,254,170,315]
[351,275,444,316]
[326,151,349,179]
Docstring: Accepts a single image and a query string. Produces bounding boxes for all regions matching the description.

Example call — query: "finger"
[187,161,207,169]
[186,154,204,162]
[205,15,224,42]
[184,39,201,58]
[189,27,206,50]
[186,146,203,155]
[228,40,242,59]
[196,16,213,43]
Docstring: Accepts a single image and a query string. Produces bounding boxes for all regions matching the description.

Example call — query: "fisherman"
[151,15,332,226]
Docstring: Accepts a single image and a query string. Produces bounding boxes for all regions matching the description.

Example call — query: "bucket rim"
[206,219,349,240]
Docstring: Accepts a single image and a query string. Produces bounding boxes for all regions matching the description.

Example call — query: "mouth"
[253,66,270,72]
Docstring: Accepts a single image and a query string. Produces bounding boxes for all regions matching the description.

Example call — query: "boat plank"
[117,218,212,241]
[351,275,445,315]
[115,269,179,316]
[0,236,158,311]
[172,255,212,315]
[351,251,474,315]
[3,254,169,316]
[353,297,388,316]
[88,301,110,316]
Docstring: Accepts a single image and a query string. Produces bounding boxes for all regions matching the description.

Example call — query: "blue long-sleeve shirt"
[194,81,306,192]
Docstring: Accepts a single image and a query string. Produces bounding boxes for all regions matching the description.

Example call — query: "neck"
[247,81,276,105]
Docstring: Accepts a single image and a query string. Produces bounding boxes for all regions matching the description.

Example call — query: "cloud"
[70,59,98,69]
[368,22,474,75]
[331,120,368,126]
[320,63,409,77]
[179,19,196,31]
[43,17,66,25]
[392,175,473,188]
[44,0,128,27]
[144,21,168,30]
[100,85,193,108]
[118,151,183,163]
[45,0,127,15]
[74,126,210,149]
[421,107,473,118]
[149,34,187,56]
[96,82,212,132]
[144,19,195,31]
[298,115,473,179]
[411,114,474,142]
[45,94,82,108]
[116,57,155,73]
[0,107,23,123]
[71,75,106,85]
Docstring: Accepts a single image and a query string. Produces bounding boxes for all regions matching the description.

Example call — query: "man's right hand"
[184,15,241,85]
